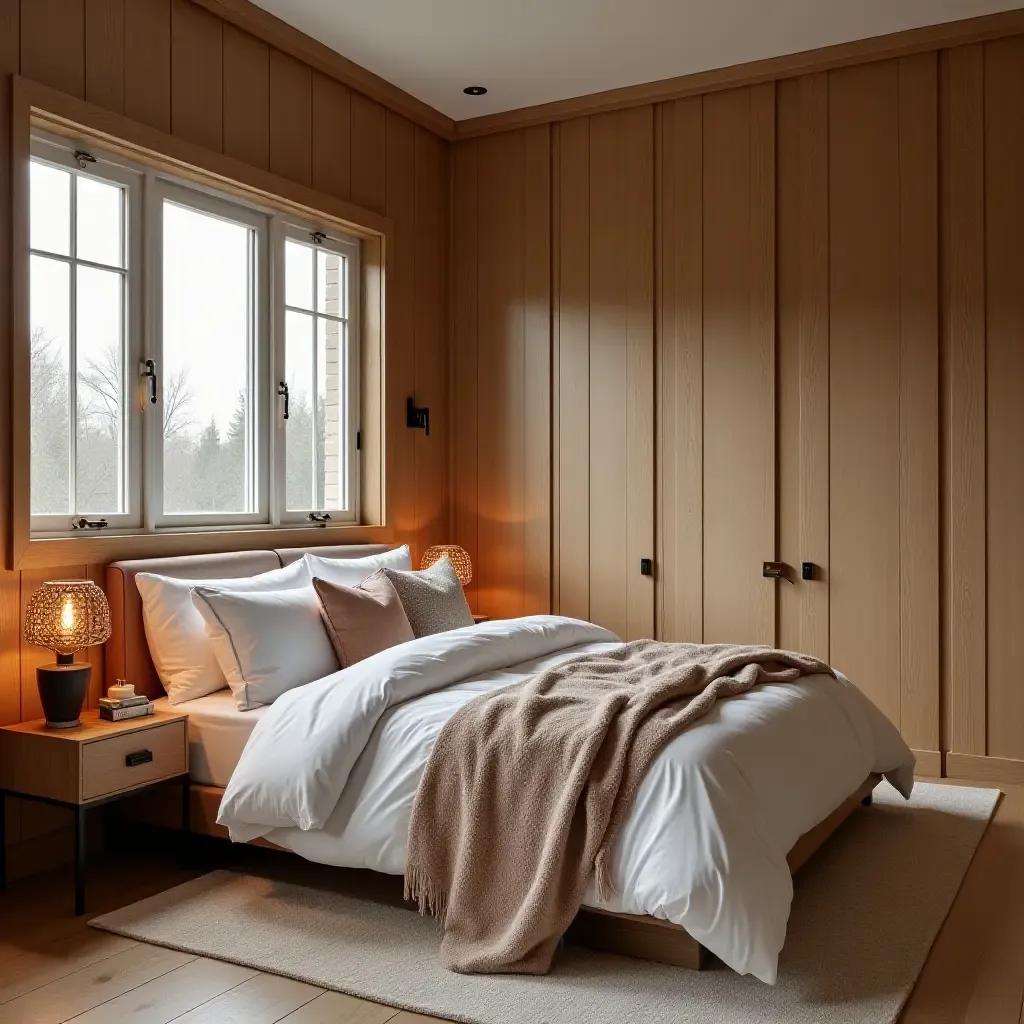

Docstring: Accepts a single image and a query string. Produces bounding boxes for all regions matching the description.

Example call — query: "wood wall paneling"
[21,0,86,99]
[983,35,1024,760]
[351,94,386,216]
[269,47,311,186]
[555,117,591,622]
[311,72,351,201]
[776,73,829,661]
[413,127,448,563]
[451,141,479,611]
[170,0,223,153]
[897,52,940,753]
[655,97,703,643]
[475,131,526,617]
[521,124,552,616]
[828,60,902,727]
[124,0,171,132]
[223,24,269,170]
[85,0,125,113]
[701,84,776,646]
[940,44,987,756]
[587,107,654,640]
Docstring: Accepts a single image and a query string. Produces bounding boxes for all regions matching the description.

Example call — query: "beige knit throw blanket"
[404,639,832,975]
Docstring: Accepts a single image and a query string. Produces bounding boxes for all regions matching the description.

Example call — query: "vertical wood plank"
[588,107,654,640]
[555,117,590,622]
[85,0,124,113]
[777,73,829,661]
[984,36,1024,760]
[311,73,351,201]
[222,24,269,170]
[656,97,703,642]
[829,61,901,725]
[351,94,387,216]
[22,0,86,98]
[124,0,170,132]
[269,48,311,187]
[384,112,417,553]
[522,124,551,615]
[940,44,987,756]
[451,141,479,612]
[702,84,776,646]
[413,127,446,560]
[170,0,223,153]
[0,0,18,610]
[898,52,940,754]
[476,131,525,617]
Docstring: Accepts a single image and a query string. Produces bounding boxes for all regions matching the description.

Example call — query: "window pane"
[31,161,71,256]
[285,239,313,311]
[316,250,345,317]
[77,176,124,268]
[162,201,254,515]
[318,318,347,510]
[76,266,124,514]
[30,255,71,514]
[285,309,315,511]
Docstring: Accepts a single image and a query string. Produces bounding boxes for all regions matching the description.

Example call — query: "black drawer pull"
[125,749,153,767]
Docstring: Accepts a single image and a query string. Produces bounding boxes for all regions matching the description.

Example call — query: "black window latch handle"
[140,359,157,404]
[278,381,290,420]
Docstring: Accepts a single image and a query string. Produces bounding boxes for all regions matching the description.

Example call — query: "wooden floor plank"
[166,973,324,1024]
[0,944,196,1024]
[66,958,259,1024]
[0,931,137,1004]
[276,989,401,1024]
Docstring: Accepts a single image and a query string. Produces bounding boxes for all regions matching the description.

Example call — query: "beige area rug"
[93,782,998,1024]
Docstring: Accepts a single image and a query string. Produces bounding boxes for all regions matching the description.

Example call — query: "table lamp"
[23,580,112,728]
[420,544,473,586]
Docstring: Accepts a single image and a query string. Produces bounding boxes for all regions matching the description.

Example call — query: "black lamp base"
[37,662,91,728]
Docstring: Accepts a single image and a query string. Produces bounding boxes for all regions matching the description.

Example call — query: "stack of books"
[99,694,153,722]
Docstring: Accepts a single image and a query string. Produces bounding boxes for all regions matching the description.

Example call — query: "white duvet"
[218,615,915,983]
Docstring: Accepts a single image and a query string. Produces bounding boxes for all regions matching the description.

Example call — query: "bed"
[106,546,915,984]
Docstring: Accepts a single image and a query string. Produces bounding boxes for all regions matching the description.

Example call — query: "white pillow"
[304,544,412,587]
[135,559,311,704]
[192,586,340,710]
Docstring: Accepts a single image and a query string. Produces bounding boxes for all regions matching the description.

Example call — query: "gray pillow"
[377,558,474,637]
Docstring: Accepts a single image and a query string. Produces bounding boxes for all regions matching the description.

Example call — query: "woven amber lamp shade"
[24,580,111,657]
[421,544,473,586]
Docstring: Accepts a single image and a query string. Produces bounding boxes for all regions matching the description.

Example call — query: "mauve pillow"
[312,573,415,667]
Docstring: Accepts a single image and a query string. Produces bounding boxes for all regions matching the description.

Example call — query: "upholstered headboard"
[105,544,393,698]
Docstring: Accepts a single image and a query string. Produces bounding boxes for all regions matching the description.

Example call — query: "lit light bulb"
[61,598,75,632]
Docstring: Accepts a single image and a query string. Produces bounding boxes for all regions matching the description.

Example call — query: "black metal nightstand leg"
[74,805,86,915]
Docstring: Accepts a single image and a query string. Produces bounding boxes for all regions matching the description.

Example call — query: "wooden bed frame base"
[155,771,882,972]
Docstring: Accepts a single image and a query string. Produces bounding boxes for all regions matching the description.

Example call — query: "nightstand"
[0,709,189,914]
[472,614,490,624]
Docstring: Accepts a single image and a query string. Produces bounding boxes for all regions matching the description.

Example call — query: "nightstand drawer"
[81,720,187,801]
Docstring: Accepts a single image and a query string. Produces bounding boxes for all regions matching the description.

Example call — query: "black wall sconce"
[407,397,430,436]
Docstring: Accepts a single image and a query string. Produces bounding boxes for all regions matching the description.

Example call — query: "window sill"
[16,521,393,570]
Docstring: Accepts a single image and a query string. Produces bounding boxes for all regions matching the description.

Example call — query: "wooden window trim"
[8,75,393,570]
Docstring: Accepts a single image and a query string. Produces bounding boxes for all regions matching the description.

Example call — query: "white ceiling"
[251,0,1020,121]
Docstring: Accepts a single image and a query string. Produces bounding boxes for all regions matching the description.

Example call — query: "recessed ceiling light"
[463,86,487,96]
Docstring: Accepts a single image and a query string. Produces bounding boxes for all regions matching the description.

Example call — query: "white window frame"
[144,178,271,530]
[28,132,364,540]
[29,136,143,535]
[273,221,361,526]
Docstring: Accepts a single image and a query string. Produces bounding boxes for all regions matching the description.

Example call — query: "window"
[28,135,361,536]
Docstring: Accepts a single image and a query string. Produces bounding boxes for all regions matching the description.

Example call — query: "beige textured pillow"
[379,558,474,637]
[312,573,415,667]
